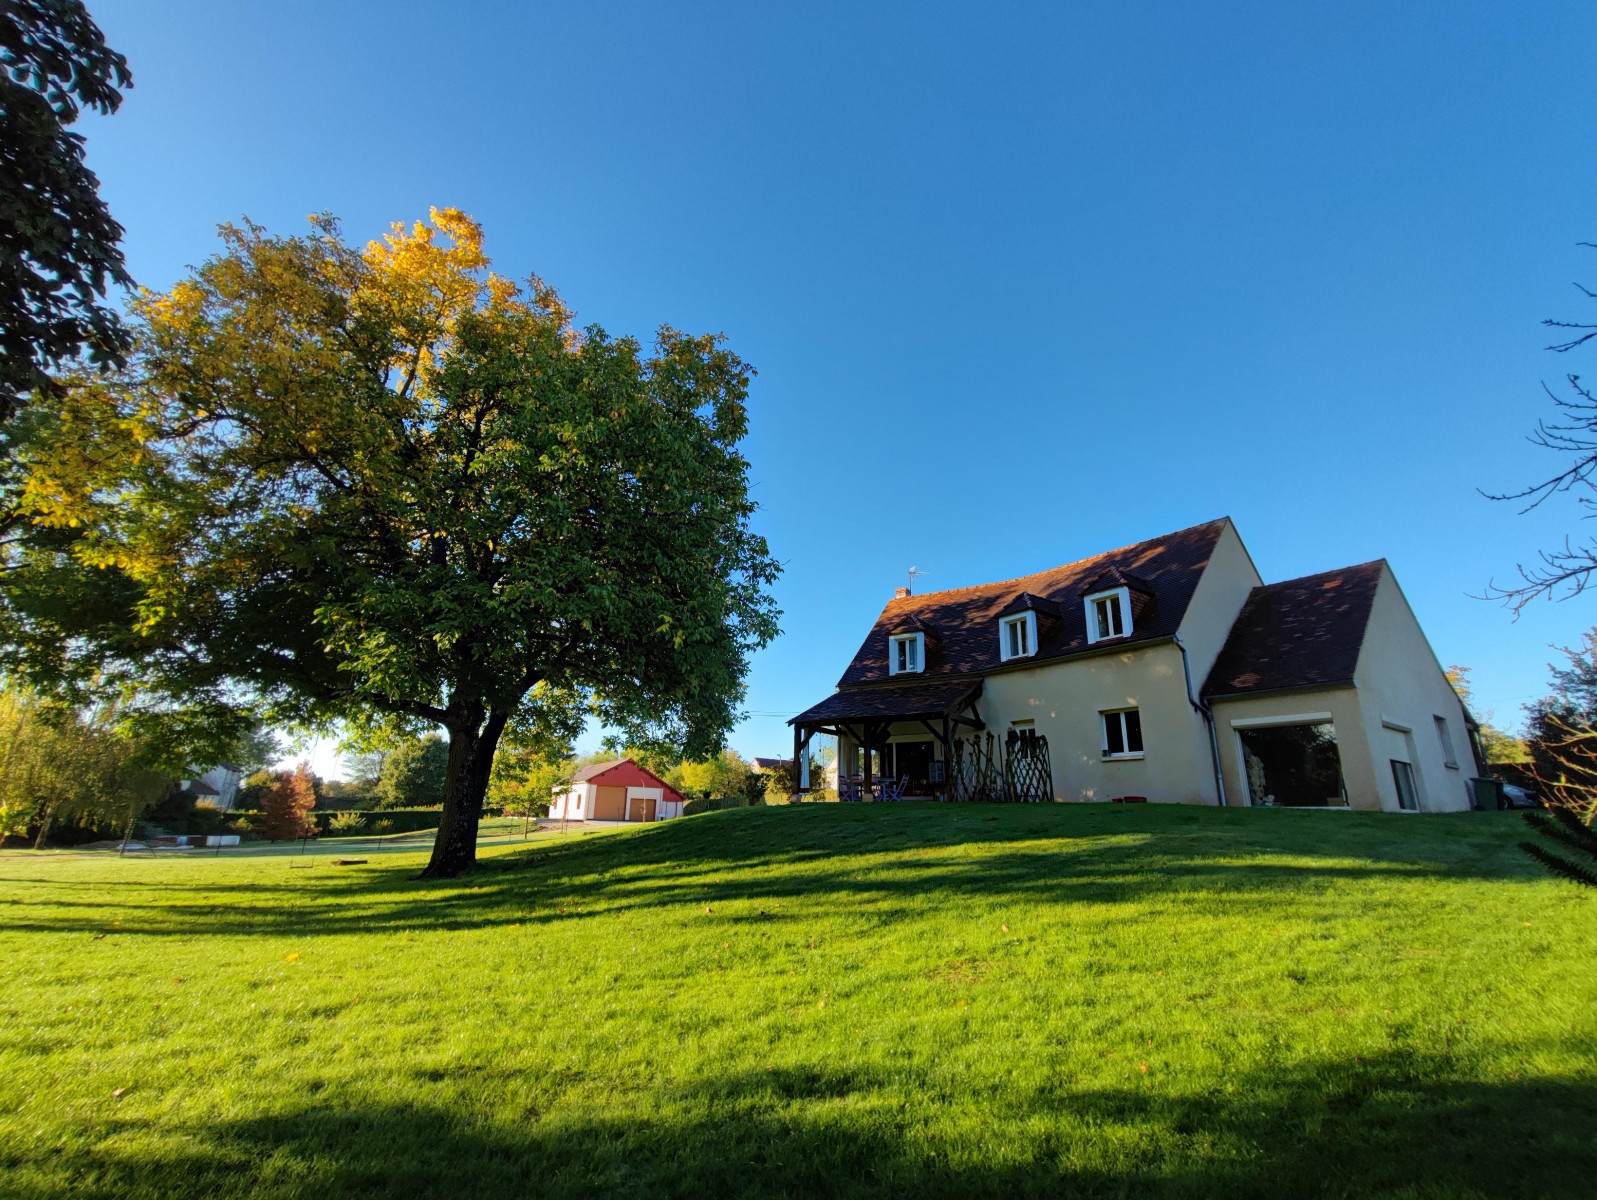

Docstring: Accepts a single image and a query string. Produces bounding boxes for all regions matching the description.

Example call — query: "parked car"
[1502,783,1539,809]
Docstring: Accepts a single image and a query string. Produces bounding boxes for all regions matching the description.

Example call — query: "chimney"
[894,587,910,598]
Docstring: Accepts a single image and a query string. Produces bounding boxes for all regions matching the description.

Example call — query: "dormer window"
[889,632,924,675]
[1085,586,1132,644]
[998,612,1036,662]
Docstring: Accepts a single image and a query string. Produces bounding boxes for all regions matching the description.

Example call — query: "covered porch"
[789,679,985,800]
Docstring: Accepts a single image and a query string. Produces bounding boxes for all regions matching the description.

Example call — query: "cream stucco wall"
[1351,566,1475,813]
[1174,518,1264,686]
[1209,686,1380,809]
[978,641,1218,803]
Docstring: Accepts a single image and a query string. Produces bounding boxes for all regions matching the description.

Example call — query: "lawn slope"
[1,803,1594,1198]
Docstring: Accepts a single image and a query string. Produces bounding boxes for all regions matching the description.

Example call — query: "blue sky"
[81,1,1597,774]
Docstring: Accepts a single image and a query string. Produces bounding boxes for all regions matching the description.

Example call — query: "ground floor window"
[1390,759,1420,811]
[1102,708,1143,757]
[1239,722,1347,807]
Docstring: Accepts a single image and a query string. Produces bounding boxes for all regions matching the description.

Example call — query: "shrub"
[327,811,365,834]
[313,807,441,837]
[683,796,743,816]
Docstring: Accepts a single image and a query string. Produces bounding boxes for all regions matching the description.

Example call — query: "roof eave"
[1203,678,1359,704]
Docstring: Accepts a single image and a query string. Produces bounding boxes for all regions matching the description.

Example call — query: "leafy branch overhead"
[0,0,134,424]
[9,208,781,876]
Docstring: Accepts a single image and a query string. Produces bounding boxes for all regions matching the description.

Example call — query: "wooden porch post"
[942,713,953,801]
[862,721,874,799]
[793,723,806,795]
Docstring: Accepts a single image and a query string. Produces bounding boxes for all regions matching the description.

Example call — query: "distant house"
[791,518,1484,812]
[548,759,686,822]
[179,766,243,811]
[749,757,791,774]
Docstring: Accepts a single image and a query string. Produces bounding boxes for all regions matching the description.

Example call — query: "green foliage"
[0,807,1593,1198]
[378,734,448,809]
[681,795,738,816]
[232,770,275,812]
[762,753,833,804]
[489,746,570,819]
[1520,808,1597,887]
[9,208,779,876]
[1522,633,1597,822]
[0,685,167,845]
[314,807,440,837]
[678,749,756,801]
[319,776,379,810]
[0,0,133,425]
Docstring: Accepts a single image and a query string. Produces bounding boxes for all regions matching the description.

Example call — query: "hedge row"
[681,796,757,816]
[311,807,443,837]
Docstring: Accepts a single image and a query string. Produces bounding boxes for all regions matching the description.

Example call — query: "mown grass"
[1,803,1593,1198]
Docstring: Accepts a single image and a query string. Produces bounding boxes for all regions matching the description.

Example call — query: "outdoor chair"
[837,778,860,803]
[877,774,909,802]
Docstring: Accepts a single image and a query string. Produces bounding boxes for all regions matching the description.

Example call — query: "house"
[749,757,792,774]
[790,518,1484,812]
[548,759,686,822]
[179,766,243,811]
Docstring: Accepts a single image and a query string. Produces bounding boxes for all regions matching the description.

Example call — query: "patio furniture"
[877,774,909,802]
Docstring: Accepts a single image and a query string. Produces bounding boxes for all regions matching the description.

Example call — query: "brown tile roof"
[836,519,1231,686]
[572,759,626,783]
[1201,561,1384,699]
[792,678,983,726]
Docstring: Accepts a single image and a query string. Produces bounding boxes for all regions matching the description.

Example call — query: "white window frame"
[1100,706,1144,759]
[1084,587,1132,644]
[1434,715,1459,770]
[888,632,925,675]
[998,611,1037,662]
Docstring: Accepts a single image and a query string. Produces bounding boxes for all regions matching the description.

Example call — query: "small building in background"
[549,759,686,822]
[179,766,243,811]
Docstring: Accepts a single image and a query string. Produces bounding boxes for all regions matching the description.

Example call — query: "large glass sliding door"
[1238,722,1348,808]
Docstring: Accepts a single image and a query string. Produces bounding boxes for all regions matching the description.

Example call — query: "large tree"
[1,0,133,426]
[13,209,780,875]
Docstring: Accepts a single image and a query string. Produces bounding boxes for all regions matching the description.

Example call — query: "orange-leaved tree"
[259,763,317,842]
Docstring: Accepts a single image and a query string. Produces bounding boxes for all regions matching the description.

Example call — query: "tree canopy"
[10,208,780,874]
[0,0,133,425]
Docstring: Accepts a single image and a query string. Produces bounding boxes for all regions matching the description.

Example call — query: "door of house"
[627,795,655,822]
[892,741,935,793]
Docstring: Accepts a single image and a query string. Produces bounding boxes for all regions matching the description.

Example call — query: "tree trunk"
[32,804,54,850]
[421,703,509,878]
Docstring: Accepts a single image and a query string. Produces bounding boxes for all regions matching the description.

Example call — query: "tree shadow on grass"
[18,1050,1596,1199]
[0,805,1546,943]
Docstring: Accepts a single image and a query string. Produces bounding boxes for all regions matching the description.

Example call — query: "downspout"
[1174,634,1228,807]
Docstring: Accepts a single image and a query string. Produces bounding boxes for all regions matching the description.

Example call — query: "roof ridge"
[883,518,1230,604]
[1253,560,1387,591]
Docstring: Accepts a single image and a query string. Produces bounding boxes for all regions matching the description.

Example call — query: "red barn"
[548,759,686,822]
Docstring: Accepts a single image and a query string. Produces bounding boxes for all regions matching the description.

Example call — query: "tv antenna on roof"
[907,566,928,594]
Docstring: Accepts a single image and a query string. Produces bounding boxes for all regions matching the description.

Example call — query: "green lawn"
[2,803,1594,1198]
